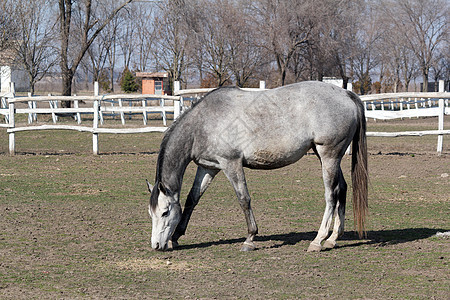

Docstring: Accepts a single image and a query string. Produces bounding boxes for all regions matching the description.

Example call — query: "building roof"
[136,72,168,78]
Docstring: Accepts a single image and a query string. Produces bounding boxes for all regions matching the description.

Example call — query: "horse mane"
[155,108,191,183]
[151,86,240,209]
[150,88,213,208]
[151,116,183,209]
[156,86,240,178]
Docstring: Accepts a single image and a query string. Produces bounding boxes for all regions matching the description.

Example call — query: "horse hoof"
[170,240,179,249]
[322,240,336,249]
[307,242,322,252]
[241,242,256,252]
[167,240,179,250]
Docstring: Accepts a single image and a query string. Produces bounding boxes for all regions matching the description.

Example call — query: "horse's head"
[147,180,181,251]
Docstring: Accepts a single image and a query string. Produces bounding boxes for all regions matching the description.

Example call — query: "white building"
[0,65,30,93]
[323,77,352,91]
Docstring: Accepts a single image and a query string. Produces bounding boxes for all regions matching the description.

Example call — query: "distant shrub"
[120,68,138,93]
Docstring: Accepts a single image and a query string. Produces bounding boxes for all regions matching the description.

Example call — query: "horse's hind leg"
[323,168,347,250]
[172,166,219,246]
[222,159,258,251]
[308,152,345,252]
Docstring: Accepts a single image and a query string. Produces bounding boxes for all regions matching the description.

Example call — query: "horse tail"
[348,91,368,238]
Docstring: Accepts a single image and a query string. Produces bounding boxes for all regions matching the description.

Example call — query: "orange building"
[136,72,171,95]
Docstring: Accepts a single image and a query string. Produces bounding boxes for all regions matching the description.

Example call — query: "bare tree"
[194,0,239,86]
[82,30,111,84]
[379,19,419,93]
[400,48,420,91]
[350,2,384,94]
[152,0,191,90]
[252,0,314,86]
[177,0,256,87]
[4,0,57,95]
[381,0,448,92]
[103,8,124,92]
[430,50,448,91]
[58,0,133,106]
[378,29,401,92]
[226,1,264,87]
[80,0,131,90]
[378,4,421,93]
[116,3,139,71]
[290,0,362,86]
[324,1,363,87]
[0,0,17,52]
[133,3,155,72]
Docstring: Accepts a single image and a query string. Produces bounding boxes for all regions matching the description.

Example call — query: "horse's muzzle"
[153,240,174,251]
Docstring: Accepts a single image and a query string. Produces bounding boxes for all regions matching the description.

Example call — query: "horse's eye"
[161,210,169,217]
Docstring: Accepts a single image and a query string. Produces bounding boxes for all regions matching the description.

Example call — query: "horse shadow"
[177,228,446,251]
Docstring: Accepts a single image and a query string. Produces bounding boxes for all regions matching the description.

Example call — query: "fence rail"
[359,89,449,154]
[1,82,181,155]
[360,92,449,120]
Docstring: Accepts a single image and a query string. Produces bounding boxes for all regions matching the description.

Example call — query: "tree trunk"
[58,0,132,105]
[280,68,286,86]
[422,67,429,92]
[61,69,73,108]
[342,77,349,90]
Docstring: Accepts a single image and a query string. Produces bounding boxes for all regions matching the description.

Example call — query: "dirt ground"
[0,117,449,299]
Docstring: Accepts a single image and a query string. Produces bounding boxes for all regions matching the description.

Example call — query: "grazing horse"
[147,81,368,252]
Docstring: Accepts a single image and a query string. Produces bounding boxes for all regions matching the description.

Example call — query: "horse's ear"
[158,182,172,196]
[146,179,153,193]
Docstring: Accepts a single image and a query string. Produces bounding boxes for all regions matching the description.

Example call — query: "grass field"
[0,116,449,299]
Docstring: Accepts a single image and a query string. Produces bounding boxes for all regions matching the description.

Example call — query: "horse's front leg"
[222,159,258,251]
[172,166,218,247]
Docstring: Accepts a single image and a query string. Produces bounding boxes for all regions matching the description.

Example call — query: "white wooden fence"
[1,82,181,155]
[175,81,450,154]
[360,88,449,154]
[1,80,449,155]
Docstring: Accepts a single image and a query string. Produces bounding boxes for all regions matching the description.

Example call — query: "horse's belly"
[243,147,308,169]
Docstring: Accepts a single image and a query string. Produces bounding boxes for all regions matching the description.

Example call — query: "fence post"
[173,81,182,120]
[74,100,81,124]
[437,80,444,155]
[1,97,8,123]
[27,92,37,124]
[8,82,15,155]
[259,81,266,89]
[49,93,58,123]
[93,99,99,155]
[94,81,99,96]
[174,81,180,94]
[118,98,125,125]
[174,98,181,120]
[8,102,15,155]
[142,99,147,125]
[159,99,169,126]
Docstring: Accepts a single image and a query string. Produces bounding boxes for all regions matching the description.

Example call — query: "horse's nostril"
[155,242,160,250]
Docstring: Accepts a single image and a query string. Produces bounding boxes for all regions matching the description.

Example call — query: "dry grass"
[0,116,448,299]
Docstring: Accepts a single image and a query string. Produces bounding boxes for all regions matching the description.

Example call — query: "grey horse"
[147,81,368,252]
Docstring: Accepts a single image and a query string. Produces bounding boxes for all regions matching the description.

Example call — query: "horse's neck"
[159,128,193,193]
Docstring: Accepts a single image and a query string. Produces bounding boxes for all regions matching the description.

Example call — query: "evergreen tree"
[121,68,138,93]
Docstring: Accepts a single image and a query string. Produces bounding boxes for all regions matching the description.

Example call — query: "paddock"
[0,83,448,298]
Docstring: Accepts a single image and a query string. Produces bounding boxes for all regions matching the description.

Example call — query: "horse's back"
[190,82,360,169]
